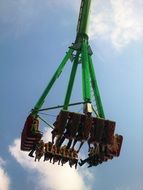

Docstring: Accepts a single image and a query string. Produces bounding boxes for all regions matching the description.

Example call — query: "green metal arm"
[81,40,91,102]
[77,0,91,36]
[32,48,74,115]
[63,52,80,110]
[88,55,105,118]
[31,0,105,118]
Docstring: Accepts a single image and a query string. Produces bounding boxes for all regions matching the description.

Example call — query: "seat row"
[52,110,116,147]
[21,114,42,151]
[28,140,78,169]
[27,133,122,168]
[79,134,123,167]
[44,143,78,168]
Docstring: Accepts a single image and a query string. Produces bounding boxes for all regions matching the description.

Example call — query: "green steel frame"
[32,0,105,118]
[33,48,74,114]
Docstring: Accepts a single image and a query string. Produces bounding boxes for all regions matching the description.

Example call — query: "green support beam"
[88,55,105,118]
[31,0,105,119]
[63,52,79,110]
[32,48,73,115]
[77,0,91,36]
[81,40,91,102]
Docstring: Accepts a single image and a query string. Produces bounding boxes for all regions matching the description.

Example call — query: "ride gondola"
[20,0,123,168]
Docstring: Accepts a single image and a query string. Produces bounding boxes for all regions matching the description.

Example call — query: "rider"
[28,139,44,157]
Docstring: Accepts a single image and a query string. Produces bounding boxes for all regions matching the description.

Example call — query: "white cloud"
[89,0,143,49]
[1,0,142,49]
[9,130,93,190]
[0,158,10,190]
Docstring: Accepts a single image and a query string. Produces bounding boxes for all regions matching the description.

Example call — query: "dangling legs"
[71,139,78,150]
[67,139,72,149]
[77,141,84,152]
[58,136,65,147]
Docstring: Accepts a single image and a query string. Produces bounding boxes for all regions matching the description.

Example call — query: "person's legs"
[67,139,72,149]
[78,157,89,166]
[57,136,65,147]
[28,143,37,157]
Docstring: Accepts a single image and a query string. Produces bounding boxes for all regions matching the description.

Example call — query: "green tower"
[21,0,123,168]
[32,0,105,118]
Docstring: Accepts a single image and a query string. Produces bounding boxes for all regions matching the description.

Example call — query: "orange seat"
[106,134,123,157]
[75,114,85,141]
[116,135,123,157]
[21,114,42,151]
[82,115,93,140]
[21,146,31,151]
[52,110,69,135]
[93,117,105,142]
[102,120,115,144]
[64,112,81,139]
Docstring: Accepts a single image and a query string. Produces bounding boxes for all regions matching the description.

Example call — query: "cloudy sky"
[0,0,143,190]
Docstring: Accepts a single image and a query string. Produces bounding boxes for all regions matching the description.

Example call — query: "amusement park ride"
[21,0,123,168]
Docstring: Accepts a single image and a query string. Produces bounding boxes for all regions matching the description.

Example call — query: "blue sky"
[0,0,143,190]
